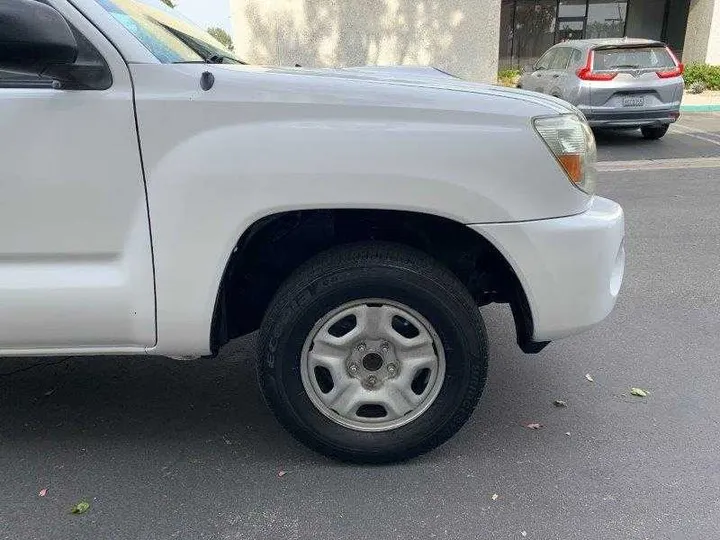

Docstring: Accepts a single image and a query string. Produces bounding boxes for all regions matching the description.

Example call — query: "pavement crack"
[0,356,75,379]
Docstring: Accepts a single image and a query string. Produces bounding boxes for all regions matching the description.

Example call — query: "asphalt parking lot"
[1,113,719,540]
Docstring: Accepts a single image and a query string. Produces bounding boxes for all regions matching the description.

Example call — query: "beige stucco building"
[230,0,720,83]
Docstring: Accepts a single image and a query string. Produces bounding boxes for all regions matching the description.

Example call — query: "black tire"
[257,242,488,463]
[641,124,669,140]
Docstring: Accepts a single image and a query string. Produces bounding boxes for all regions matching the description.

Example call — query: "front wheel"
[257,242,488,463]
[641,124,669,140]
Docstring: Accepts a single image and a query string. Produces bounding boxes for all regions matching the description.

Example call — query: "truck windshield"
[94,0,243,64]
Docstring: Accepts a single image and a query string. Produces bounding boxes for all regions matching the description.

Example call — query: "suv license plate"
[622,96,645,107]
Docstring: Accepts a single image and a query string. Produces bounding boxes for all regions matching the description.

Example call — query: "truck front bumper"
[469,196,625,342]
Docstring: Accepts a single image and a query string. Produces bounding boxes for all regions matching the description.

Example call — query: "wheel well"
[210,209,543,354]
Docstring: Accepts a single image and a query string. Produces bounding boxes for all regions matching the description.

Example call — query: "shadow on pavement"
[0,307,556,469]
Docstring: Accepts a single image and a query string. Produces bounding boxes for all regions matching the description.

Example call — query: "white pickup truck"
[1,0,625,462]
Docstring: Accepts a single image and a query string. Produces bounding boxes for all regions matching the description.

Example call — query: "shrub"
[683,63,720,90]
[688,81,706,94]
[498,68,521,87]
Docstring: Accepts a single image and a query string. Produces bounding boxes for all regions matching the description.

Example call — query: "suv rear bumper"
[469,196,625,342]
[579,107,680,128]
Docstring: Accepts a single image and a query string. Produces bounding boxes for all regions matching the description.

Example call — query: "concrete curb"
[681,104,720,112]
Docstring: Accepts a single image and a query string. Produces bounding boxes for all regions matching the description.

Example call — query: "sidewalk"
[681,90,720,112]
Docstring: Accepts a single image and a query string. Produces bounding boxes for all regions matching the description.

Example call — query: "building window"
[499,0,516,69]
[558,0,587,18]
[512,0,558,69]
[586,0,627,38]
[498,0,635,68]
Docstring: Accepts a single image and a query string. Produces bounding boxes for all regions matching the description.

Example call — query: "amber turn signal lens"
[558,154,583,183]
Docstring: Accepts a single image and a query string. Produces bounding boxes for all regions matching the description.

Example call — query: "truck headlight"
[533,114,596,195]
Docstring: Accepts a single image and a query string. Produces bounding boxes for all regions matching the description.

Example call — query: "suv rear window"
[593,47,675,71]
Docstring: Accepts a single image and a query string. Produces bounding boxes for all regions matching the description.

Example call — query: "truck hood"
[213,64,575,115]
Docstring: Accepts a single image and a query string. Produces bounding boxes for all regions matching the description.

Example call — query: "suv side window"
[0,1,111,90]
[570,48,584,68]
[536,50,557,70]
[550,48,572,70]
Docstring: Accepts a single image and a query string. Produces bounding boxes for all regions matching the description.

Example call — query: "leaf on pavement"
[585,373,594,382]
[553,400,567,407]
[70,501,90,514]
[38,488,47,497]
[277,470,287,477]
[630,387,649,397]
[491,493,499,501]
[525,423,543,430]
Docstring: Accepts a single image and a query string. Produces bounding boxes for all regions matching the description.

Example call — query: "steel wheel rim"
[300,299,446,432]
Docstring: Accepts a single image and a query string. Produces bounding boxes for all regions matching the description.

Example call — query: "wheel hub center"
[362,352,384,372]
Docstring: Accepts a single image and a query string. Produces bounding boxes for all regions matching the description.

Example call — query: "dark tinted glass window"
[513,0,558,67]
[558,0,587,17]
[499,0,515,69]
[586,0,627,38]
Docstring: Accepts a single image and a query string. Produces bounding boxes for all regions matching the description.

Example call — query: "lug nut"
[367,375,377,387]
[381,342,390,353]
[348,363,359,375]
[357,342,366,352]
[387,363,397,375]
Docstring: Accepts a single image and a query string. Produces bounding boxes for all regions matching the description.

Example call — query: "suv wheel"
[257,242,488,463]
[641,125,669,140]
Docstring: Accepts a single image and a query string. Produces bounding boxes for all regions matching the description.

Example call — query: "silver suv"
[518,38,684,140]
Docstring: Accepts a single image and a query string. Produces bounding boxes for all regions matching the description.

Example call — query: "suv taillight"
[576,50,617,81]
[656,48,684,78]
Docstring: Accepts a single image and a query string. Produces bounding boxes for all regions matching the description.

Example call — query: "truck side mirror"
[0,0,78,78]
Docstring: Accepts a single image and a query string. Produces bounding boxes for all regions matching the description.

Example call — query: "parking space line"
[671,124,720,146]
[598,157,720,172]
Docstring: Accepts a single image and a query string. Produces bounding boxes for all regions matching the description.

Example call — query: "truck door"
[0,0,155,352]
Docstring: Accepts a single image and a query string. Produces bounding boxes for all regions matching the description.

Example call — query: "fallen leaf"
[565,432,571,437]
[491,493,499,501]
[522,532,527,538]
[277,470,286,477]
[43,389,55,397]
[70,501,90,514]
[630,387,649,397]
[525,423,543,430]
[585,373,594,382]
[553,400,567,408]
[38,488,47,497]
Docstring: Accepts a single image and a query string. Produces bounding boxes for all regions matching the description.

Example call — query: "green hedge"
[683,64,720,90]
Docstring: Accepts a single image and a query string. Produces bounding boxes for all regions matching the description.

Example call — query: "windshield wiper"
[174,56,246,65]
[161,23,247,65]
[206,54,242,64]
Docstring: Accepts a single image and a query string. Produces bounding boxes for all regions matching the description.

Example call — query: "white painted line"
[671,124,720,146]
[597,157,720,172]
